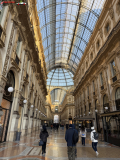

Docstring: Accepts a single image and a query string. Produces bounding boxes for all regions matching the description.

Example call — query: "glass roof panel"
[50,88,66,105]
[47,68,74,89]
[37,0,106,75]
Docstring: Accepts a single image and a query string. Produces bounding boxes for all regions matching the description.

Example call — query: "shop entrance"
[0,70,15,143]
[0,99,11,142]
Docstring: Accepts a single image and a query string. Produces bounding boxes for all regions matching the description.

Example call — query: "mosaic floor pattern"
[0,129,120,160]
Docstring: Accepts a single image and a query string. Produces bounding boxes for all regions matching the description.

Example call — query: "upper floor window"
[0,5,5,23]
[100,72,104,86]
[83,90,85,100]
[110,60,116,77]
[16,35,22,55]
[96,40,100,49]
[87,86,89,96]
[86,61,88,68]
[82,69,84,75]
[90,52,93,60]
[93,80,95,92]
[105,23,110,33]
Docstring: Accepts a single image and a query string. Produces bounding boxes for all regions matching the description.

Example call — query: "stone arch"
[100,93,109,108]
[111,84,120,102]
[7,66,19,91]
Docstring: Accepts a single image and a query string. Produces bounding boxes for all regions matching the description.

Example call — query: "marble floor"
[0,128,120,160]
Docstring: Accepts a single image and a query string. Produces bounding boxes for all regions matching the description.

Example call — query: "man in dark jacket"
[72,124,78,158]
[65,124,77,160]
[40,125,49,154]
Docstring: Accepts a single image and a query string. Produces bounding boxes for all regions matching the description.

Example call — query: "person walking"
[40,125,49,155]
[90,126,99,156]
[72,124,78,158]
[79,126,87,146]
[65,124,78,160]
[51,124,53,130]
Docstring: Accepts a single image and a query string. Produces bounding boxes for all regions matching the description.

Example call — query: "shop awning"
[100,111,120,117]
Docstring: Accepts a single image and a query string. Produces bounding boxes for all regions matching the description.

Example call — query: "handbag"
[39,140,44,146]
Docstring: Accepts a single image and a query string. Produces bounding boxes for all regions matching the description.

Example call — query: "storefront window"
[102,115,120,146]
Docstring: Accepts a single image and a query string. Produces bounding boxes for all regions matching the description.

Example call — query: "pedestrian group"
[39,124,99,159]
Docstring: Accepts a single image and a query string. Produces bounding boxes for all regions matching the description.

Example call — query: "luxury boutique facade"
[0,0,120,148]
[0,3,47,142]
[73,0,120,146]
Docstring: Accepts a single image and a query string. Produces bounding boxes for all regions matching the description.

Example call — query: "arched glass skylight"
[50,88,66,105]
[37,0,106,74]
[47,68,74,88]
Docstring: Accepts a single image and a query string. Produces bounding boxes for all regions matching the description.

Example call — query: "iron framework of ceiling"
[37,0,106,76]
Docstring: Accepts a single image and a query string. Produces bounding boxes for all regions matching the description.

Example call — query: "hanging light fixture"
[89,111,91,114]
[8,87,14,92]
[105,106,108,110]
[95,109,98,112]
[23,99,27,104]
[31,105,34,108]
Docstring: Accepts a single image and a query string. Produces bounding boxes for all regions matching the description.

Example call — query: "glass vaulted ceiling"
[50,88,66,105]
[37,0,106,76]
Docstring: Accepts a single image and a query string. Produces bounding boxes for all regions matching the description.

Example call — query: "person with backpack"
[90,126,99,156]
[65,124,79,160]
[79,125,87,146]
[40,125,49,155]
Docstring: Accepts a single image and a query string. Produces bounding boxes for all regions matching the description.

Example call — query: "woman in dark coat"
[40,125,49,154]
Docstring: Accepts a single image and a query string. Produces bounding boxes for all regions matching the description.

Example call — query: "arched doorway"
[0,71,15,142]
[115,87,120,110]
[103,94,109,113]
[54,115,59,123]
